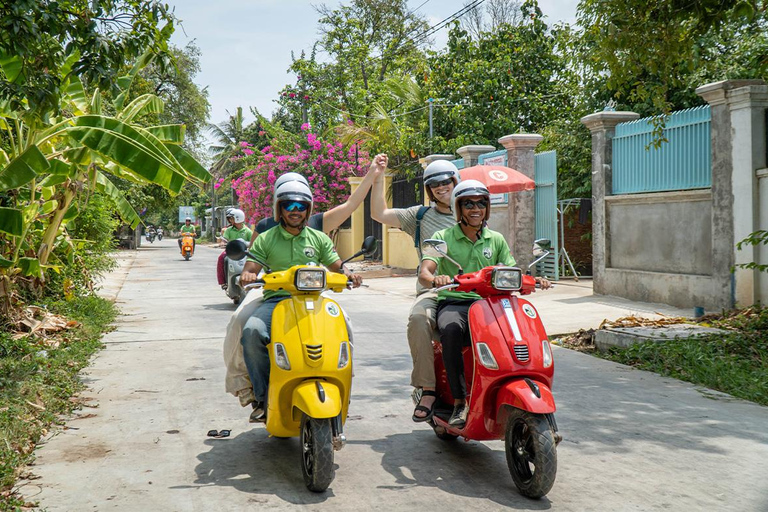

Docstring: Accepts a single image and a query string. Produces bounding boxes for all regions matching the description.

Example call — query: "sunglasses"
[461,198,488,210]
[429,178,454,189]
[281,201,309,212]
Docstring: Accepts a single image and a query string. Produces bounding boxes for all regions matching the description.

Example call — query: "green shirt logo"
[304,246,316,258]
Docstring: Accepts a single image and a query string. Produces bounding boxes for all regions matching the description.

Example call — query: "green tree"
[274,0,429,132]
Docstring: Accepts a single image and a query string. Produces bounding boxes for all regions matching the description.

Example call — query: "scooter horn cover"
[225,238,248,260]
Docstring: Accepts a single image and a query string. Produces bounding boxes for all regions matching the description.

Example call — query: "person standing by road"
[370,155,461,422]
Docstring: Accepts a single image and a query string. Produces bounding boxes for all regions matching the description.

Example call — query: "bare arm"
[240,260,263,285]
[327,259,362,288]
[370,156,402,228]
[418,259,453,289]
[321,156,382,233]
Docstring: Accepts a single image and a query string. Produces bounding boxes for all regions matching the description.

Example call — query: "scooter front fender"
[496,378,556,416]
[292,380,342,421]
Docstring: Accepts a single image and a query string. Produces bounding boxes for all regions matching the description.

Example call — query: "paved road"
[29,239,768,511]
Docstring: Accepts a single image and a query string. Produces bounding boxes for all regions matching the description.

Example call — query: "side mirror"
[361,235,377,256]
[422,239,448,259]
[225,239,249,260]
[532,238,551,257]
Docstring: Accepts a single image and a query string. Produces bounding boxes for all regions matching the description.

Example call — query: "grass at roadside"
[0,296,117,510]
[557,307,768,406]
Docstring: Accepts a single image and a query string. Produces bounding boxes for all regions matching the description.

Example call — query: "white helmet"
[225,207,235,218]
[273,180,313,222]
[451,179,490,223]
[423,160,460,202]
[185,216,192,221]
[229,208,245,223]
[274,172,309,191]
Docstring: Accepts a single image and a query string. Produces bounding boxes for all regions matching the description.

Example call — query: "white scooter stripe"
[502,300,522,342]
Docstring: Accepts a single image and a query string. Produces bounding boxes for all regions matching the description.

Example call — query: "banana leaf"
[64,76,89,114]
[166,144,211,182]
[113,50,155,110]
[0,255,13,268]
[91,88,102,115]
[147,124,185,144]
[64,121,185,193]
[119,94,164,123]
[0,145,50,190]
[18,257,43,278]
[0,207,22,236]
[95,171,141,228]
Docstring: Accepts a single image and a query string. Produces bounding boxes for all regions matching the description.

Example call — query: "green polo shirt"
[180,224,196,234]
[248,225,340,299]
[222,225,253,242]
[423,224,516,301]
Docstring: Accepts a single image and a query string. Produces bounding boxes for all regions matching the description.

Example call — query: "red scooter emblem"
[421,239,561,499]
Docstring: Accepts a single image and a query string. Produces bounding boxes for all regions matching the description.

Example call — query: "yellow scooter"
[231,236,376,492]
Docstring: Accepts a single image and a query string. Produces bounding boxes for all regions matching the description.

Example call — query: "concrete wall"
[583,79,768,310]
[606,190,712,274]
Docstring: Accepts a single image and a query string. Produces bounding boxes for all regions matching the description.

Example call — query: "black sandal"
[412,390,437,423]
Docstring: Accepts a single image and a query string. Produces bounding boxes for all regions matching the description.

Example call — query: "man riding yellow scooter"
[237,180,371,492]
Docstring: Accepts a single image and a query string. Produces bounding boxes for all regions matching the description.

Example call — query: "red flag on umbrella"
[459,165,535,194]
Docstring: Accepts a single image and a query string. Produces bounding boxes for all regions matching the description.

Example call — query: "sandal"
[412,390,437,423]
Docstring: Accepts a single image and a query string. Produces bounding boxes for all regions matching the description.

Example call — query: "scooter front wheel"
[505,410,557,499]
[300,414,335,492]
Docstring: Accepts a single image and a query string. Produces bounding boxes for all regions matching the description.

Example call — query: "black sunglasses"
[429,178,453,189]
[461,198,488,210]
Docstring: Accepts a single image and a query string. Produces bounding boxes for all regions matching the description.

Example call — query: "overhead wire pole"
[428,98,434,138]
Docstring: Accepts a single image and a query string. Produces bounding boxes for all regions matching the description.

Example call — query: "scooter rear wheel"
[300,414,335,492]
[505,410,557,499]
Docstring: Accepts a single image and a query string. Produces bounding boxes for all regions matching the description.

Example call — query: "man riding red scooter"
[418,179,560,499]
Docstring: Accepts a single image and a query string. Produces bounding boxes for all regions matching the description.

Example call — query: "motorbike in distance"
[157,227,164,241]
[145,227,156,243]
[227,236,377,493]
[419,238,560,499]
[180,232,195,260]
[222,238,248,305]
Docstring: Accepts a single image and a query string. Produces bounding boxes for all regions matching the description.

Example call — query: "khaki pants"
[407,291,439,388]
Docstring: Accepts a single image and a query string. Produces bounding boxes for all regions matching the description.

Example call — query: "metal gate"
[534,150,559,280]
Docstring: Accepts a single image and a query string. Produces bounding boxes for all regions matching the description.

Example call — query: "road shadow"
[202,302,238,311]
[178,428,335,504]
[348,430,552,510]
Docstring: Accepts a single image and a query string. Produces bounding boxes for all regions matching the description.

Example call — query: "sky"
[168,0,579,134]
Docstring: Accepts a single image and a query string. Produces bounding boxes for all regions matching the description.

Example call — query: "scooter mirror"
[532,238,551,257]
[225,238,249,260]
[361,236,377,256]
[422,239,448,259]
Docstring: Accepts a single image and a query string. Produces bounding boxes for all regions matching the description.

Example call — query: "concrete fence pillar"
[456,145,496,167]
[420,154,454,170]
[579,112,640,293]
[697,79,768,306]
[498,134,543,269]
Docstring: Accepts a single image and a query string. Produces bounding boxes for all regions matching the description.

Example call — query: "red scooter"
[420,239,560,499]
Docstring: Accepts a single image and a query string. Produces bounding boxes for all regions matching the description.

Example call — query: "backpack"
[414,205,430,258]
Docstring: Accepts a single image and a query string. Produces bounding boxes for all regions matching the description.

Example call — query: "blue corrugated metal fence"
[534,150,559,280]
[613,105,711,194]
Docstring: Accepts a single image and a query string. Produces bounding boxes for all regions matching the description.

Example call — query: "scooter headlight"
[476,342,499,370]
[274,343,291,370]
[542,340,553,368]
[337,341,350,369]
[295,268,326,291]
[491,267,522,291]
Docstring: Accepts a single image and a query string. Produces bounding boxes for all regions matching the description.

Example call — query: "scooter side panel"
[267,296,353,437]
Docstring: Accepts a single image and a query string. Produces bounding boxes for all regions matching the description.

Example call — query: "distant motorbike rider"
[178,217,196,249]
[217,209,252,290]
[238,180,362,422]
[418,180,550,427]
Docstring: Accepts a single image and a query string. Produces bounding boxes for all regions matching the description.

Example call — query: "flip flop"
[412,390,437,423]
[206,429,231,438]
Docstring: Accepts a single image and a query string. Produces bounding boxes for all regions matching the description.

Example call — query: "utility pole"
[428,98,434,139]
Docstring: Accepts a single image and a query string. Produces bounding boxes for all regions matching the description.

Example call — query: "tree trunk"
[38,184,76,266]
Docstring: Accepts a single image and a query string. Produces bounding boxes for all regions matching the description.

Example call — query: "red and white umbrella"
[459,165,535,194]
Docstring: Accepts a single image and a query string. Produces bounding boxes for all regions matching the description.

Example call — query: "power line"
[408,0,488,48]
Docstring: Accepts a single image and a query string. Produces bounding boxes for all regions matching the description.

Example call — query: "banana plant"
[0,49,210,305]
